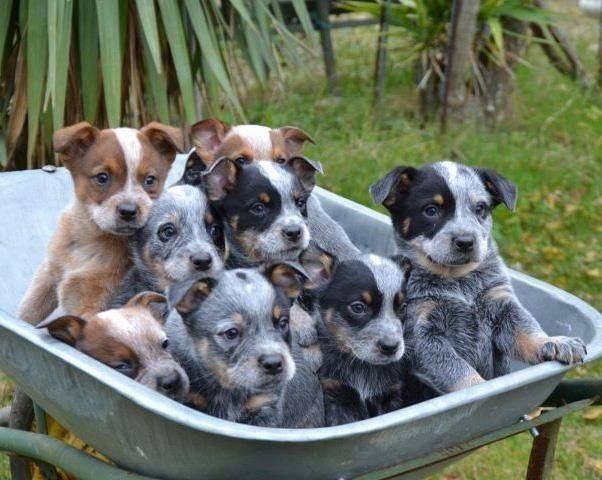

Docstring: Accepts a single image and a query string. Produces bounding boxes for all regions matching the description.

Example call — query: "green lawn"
[1,1,600,479]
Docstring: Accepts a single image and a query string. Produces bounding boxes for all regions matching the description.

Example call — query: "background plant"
[0,0,315,170]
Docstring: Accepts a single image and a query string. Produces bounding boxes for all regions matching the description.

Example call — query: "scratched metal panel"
[0,157,600,480]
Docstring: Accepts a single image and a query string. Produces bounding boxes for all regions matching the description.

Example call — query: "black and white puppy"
[111,184,224,307]
[301,249,410,426]
[167,264,323,427]
[201,157,320,268]
[370,161,587,395]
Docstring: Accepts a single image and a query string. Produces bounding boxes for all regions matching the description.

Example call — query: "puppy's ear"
[391,254,412,283]
[126,291,170,325]
[202,156,239,201]
[140,122,184,162]
[263,262,309,299]
[369,166,417,207]
[299,247,337,288]
[474,167,517,211]
[37,315,86,346]
[180,151,206,186]
[287,156,323,190]
[168,278,217,315]
[279,126,315,157]
[190,118,230,153]
[53,122,99,165]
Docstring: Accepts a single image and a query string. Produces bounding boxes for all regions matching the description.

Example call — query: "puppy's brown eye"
[349,301,368,315]
[249,202,267,216]
[161,338,169,349]
[275,316,289,331]
[295,197,307,210]
[275,157,286,164]
[113,359,135,377]
[94,172,110,186]
[234,156,248,166]
[423,204,440,218]
[475,202,488,218]
[144,175,157,188]
[158,223,177,242]
[222,328,239,340]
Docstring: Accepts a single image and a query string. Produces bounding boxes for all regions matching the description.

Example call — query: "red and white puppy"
[37,292,189,400]
[19,122,183,324]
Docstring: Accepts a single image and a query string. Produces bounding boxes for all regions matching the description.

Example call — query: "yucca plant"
[343,0,559,121]
[0,0,315,170]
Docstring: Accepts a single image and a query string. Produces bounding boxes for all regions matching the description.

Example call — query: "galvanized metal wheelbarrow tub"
[0,157,600,480]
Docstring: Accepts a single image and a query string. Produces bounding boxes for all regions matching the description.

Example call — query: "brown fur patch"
[320,378,342,391]
[197,338,233,389]
[215,134,254,162]
[362,291,373,305]
[244,393,277,413]
[232,313,244,325]
[204,211,214,225]
[415,299,436,323]
[273,305,282,319]
[516,332,547,363]
[402,217,411,235]
[187,392,207,410]
[450,373,485,391]
[485,285,513,302]
[433,194,444,205]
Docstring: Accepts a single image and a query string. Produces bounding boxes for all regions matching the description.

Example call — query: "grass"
[0,1,600,478]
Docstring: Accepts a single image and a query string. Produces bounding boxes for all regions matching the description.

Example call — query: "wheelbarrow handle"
[543,379,602,407]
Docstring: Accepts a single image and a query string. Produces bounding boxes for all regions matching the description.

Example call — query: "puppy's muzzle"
[377,338,400,357]
[190,252,213,271]
[281,226,302,243]
[117,202,138,222]
[157,370,185,396]
[452,234,475,254]
[258,353,284,375]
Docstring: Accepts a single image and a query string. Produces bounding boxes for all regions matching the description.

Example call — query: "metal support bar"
[355,398,594,480]
[33,403,59,480]
[525,418,562,480]
[543,379,602,406]
[315,0,341,96]
[0,427,157,480]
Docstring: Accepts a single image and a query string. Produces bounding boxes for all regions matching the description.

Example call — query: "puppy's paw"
[538,336,587,365]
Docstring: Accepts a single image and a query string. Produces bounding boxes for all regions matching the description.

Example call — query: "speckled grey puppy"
[167,264,323,427]
[112,184,224,307]
[371,161,587,397]
[300,250,409,425]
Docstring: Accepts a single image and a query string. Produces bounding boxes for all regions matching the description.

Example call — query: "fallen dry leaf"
[582,407,602,422]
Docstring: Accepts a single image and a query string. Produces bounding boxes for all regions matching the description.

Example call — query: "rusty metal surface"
[0,158,600,480]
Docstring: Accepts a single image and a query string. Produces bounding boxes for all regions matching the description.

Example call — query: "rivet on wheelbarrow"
[521,414,540,438]
[42,165,57,173]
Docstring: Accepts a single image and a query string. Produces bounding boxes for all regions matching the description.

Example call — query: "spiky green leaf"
[0,0,13,78]
[135,0,162,74]
[78,0,100,122]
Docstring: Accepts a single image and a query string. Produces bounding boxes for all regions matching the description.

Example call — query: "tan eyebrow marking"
[259,192,270,203]
[362,291,372,304]
[402,217,411,235]
[433,194,444,205]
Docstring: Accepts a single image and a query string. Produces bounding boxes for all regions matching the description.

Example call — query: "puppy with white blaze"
[370,161,587,397]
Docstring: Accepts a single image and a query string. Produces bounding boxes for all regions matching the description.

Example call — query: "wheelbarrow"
[0,157,600,480]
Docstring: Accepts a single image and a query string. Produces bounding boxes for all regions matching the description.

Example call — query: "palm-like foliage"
[0,0,315,169]
[343,0,556,101]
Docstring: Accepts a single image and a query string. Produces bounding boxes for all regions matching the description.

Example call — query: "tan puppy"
[19,122,183,324]
[37,292,189,400]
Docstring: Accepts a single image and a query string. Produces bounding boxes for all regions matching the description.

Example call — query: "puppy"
[181,119,360,260]
[300,249,410,426]
[19,122,183,324]
[111,184,225,307]
[167,264,322,427]
[37,292,189,400]
[201,156,320,267]
[370,161,587,395]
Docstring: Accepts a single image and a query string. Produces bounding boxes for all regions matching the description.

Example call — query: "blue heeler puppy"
[167,264,324,427]
[370,161,587,396]
[180,119,361,261]
[300,248,410,425]
[111,184,225,307]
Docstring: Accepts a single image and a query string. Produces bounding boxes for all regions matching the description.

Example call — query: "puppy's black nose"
[190,253,213,271]
[158,370,182,393]
[117,203,137,222]
[258,354,284,375]
[453,235,475,253]
[282,226,302,242]
[377,339,400,356]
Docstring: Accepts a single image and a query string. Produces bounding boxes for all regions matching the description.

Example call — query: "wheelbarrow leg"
[315,0,341,96]
[525,418,562,480]
[8,388,34,480]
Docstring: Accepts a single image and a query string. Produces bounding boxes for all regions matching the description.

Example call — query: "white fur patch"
[113,128,143,173]
[230,125,273,159]
[439,160,458,180]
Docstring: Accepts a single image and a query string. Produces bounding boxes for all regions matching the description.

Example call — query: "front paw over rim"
[539,336,587,365]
